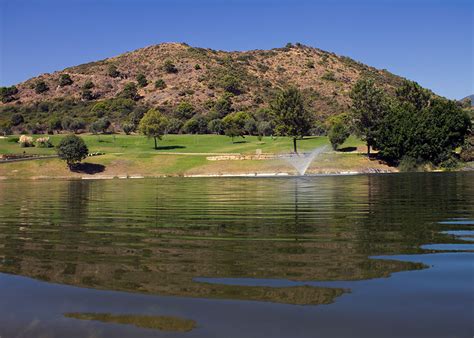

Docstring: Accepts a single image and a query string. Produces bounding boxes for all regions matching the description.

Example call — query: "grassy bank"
[0,134,395,178]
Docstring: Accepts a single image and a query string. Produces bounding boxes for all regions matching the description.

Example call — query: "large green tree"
[329,120,350,150]
[57,135,89,168]
[271,87,313,153]
[139,109,169,149]
[376,97,470,164]
[222,111,252,141]
[350,79,388,156]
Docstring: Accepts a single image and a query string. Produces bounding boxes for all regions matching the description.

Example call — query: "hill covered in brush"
[1,42,414,134]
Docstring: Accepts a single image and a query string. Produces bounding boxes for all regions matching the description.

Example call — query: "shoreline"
[2,171,470,181]
[0,170,429,181]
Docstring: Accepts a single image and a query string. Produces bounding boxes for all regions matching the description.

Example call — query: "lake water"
[0,173,473,337]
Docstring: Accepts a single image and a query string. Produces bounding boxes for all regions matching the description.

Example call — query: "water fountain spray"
[280,146,329,175]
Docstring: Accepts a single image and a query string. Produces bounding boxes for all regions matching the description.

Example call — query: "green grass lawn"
[0,134,379,178]
[0,134,364,156]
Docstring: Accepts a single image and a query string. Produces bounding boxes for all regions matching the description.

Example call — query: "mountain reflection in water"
[0,173,472,337]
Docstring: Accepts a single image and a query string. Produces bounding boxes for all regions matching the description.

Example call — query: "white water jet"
[281,146,329,176]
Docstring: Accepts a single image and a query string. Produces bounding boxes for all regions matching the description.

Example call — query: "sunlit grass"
[0,133,364,155]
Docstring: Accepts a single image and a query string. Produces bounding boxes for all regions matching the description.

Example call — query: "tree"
[376,97,471,165]
[220,75,242,95]
[35,81,49,94]
[328,120,350,150]
[0,121,12,136]
[139,109,169,149]
[59,74,73,87]
[122,122,135,135]
[163,60,178,73]
[129,107,146,127]
[0,86,19,103]
[350,79,388,156]
[271,87,313,153]
[57,135,89,168]
[222,111,251,141]
[167,118,184,134]
[61,117,74,131]
[208,119,223,134]
[257,121,273,140]
[90,118,110,134]
[136,74,148,87]
[460,133,474,162]
[107,64,120,78]
[119,82,140,101]
[213,93,233,118]
[69,119,86,133]
[48,117,63,133]
[244,117,257,135]
[98,118,111,133]
[11,113,24,126]
[174,101,195,120]
[183,116,208,134]
[80,80,95,100]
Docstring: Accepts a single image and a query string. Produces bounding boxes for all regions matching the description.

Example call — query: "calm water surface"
[0,173,473,337]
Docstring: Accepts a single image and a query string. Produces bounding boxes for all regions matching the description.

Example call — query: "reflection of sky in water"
[1,251,473,338]
[433,221,474,248]
[421,243,474,250]
[438,220,474,225]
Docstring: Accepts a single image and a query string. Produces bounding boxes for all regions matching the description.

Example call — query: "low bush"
[19,135,34,147]
[136,74,148,87]
[0,86,19,103]
[35,81,49,94]
[35,137,53,148]
[59,74,73,87]
[163,60,178,73]
[155,79,166,89]
[322,71,336,81]
[107,64,121,78]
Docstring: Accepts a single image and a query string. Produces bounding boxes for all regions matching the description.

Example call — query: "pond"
[0,173,473,337]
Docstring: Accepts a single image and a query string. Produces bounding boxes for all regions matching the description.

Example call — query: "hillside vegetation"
[0,42,407,133]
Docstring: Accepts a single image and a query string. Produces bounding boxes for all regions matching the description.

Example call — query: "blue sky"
[0,0,472,99]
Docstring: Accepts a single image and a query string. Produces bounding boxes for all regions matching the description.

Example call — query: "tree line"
[350,79,471,167]
[2,77,472,169]
[136,79,471,168]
